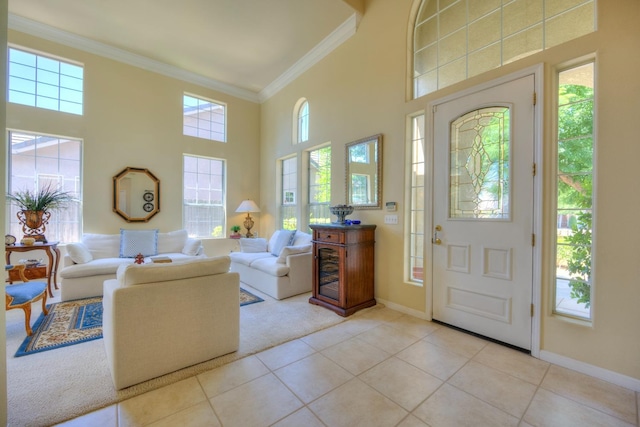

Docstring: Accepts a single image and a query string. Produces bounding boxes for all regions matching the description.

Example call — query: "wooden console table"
[6,242,61,297]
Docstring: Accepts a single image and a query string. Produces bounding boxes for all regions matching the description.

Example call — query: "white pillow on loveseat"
[276,244,312,263]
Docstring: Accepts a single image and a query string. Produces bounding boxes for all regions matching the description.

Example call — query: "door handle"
[432,225,442,245]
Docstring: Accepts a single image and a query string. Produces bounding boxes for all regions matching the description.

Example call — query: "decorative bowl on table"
[330,205,354,224]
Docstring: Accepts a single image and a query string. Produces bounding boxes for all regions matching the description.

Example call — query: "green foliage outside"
[557,82,594,306]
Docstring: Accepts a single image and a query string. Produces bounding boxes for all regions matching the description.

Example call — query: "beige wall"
[6,30,262,256]
[261,0,640,381]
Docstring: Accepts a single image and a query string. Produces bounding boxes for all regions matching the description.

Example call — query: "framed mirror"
[113,167,160,222]
[346,134,382,209]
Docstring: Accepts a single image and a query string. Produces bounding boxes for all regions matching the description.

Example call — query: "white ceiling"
[8,0,361,102]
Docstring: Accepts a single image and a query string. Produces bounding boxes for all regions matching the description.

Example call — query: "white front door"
[432,75,535,350]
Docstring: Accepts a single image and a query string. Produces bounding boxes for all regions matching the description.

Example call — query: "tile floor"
[57,306,639,427]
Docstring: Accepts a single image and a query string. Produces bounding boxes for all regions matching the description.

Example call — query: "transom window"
[7,131,83,243]
[183,155,226,238]
[183,94,226,142]
[413,0,595,98]
[8,47,84,115]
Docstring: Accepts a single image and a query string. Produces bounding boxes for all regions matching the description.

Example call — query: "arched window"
[294,98,309,144]
[412,0,595,99]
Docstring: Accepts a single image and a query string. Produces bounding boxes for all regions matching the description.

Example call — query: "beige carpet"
[5,285,348,426]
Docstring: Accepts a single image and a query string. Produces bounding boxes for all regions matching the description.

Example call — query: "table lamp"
[235,200,260,238]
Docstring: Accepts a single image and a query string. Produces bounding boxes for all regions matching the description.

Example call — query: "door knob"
[432,225,442,245]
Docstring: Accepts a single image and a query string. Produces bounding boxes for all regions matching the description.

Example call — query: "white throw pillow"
[269,230,296,256]
[66,242,94,264]
[276,244,312,263]
[157,229,188,254]
[119,229,159,258]
[239,238,268,253]
[181,238,202,256]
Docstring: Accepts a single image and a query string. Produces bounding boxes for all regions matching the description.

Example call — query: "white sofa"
[102,256,239,389]
[60,229,205,301]
[229,230,312,300]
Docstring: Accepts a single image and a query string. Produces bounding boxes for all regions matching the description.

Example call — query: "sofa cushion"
[120,229,159,258]
[66,242,94,264]
[250,257,290,277]
[292,232,312,247]
[229,252,272,267]
[60,258,134,278]
[82,233,121,259]
[119,256,231,286]
[269,230,296,256]
[239,238,268,253]
[276,244,312,264]
[157,229,188,254]
[182,238,202,256]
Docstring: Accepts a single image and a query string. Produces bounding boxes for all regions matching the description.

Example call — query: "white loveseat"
[229,230,312,300]
[60,229,205,301]
[103,256,239,389]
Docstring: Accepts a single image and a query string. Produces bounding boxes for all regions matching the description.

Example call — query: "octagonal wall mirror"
[346,134,382,209]
[113,167,160,222]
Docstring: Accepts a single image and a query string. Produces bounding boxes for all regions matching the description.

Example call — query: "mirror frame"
[345,134,382,210]
[113,167,160,222]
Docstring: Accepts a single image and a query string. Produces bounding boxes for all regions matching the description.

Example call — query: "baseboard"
[375,297,430,320]
[540,350,640,392]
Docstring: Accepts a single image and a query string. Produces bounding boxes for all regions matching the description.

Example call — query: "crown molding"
[8,13,261,103]
[258,13,358,102]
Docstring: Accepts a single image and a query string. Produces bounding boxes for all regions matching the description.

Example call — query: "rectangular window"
[280,156,297,230]
[183,155,226,238]
[308,146,331,228]
[7,131,83,243]
[183,94,226,142]
[407,114,425,284]
[8,47,83,115]
[554,61,594,320]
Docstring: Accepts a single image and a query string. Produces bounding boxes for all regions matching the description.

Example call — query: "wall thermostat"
[386,202,397,211]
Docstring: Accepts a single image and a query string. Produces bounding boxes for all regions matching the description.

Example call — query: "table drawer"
[8,265,46,282]
[315,230,345,244]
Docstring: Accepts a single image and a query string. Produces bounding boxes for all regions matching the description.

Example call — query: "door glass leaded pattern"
[413,0,595,99]
[450,107,510,219]
[408,114,425,283]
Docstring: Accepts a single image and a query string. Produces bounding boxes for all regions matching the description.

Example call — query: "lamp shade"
[235,200,260,213]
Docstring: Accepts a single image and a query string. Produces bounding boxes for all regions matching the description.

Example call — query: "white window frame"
[307,144,331,230]
[182,154,227,239]
[279,156,298,231]
[183,93,227,142]
[8,46,84,115]
[405,113,426,285]
[293,98,309,144]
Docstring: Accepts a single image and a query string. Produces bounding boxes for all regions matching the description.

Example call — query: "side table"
[6,242,61,297]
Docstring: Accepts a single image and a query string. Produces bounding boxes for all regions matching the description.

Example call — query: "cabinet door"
[315,244,344,306]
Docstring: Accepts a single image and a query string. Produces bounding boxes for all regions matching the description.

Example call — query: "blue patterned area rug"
[15,296,103,357]
[15,288,263,357]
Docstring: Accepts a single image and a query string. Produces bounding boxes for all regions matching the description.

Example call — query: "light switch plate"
[384,215,398,224]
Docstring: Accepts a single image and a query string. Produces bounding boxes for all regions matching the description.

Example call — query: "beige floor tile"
[197,355,269,398]
[396,339,469,380]
[309,378,408,427]
[396,414,429,427]
[385,314,441,339]
[321,336,390,375]
[118,377,207,427]
[357,323,421,354]
[423,326,489,358]
[473,342,549,385]
[300,323,354,350]
[413,383,519,427]
[55,405,117,426]
[255,338,316,370]
[147,401,221,427]
[541,365,637,424]
[524,388,635,427]
[274,352,353,403]
[359,357,442,411]
[210,373,302,426]
[272,407,325,427]
[332,315,381,335]
[355,305,404,323]
[448,360,538,418]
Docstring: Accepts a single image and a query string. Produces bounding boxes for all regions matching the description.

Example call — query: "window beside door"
[554,61,595,320]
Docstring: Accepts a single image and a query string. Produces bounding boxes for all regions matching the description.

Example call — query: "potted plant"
[7,183,74,242]
[230,225,242,239]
